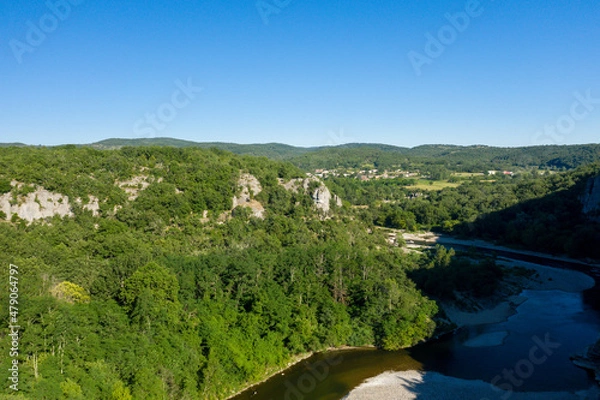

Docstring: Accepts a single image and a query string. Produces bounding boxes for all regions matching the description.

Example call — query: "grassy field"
[452,172,485,177]
[409,179,461,191]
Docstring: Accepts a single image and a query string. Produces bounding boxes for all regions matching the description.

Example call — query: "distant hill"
[282,143,600,171]
[91,137,203,148]
[33,137,600,172]
[0,142,27,147]
[91,137,315,160]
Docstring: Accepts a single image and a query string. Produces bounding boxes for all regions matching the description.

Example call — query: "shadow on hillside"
[449,176,600,260]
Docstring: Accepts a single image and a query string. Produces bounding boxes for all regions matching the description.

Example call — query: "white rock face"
[232,173,265,219]
[76,195,100,216]
[312,185,333,213]
[278,174,342,213]
[0,186,73,222]
[116,175,153,201]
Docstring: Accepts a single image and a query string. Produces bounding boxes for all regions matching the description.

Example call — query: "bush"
[0,179,11,194]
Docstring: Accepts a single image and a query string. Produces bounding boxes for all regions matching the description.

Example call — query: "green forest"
[0,144,598,399]
[0,146,438,399]
[88,139,600,172]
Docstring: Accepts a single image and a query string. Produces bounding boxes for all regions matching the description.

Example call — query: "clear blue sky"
[1,0,599,147]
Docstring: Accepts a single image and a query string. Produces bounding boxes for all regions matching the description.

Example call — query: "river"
[231,266,600,400]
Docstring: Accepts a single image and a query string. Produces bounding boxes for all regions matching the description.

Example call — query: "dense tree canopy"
[0,145,598,399]
[0,146,440,399]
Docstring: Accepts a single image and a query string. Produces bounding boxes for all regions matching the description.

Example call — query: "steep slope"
[0,146,438,399]
[582,175,600,220]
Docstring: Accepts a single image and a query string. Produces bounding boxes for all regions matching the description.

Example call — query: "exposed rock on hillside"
[278,174,342,213]
[116,175,158,201]
[77,195,100,216]
[232,173,265,219]
[0,184,73,222]
[312,184,342,213]
[582,175,600,221]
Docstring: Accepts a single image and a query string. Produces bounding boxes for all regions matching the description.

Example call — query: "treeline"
[284,143,600,172]
[409,246,503,300]
[88,139,600,173]
[0,146,438,399]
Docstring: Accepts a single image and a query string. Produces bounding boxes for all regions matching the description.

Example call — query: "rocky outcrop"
[116,175,160,201]
[0,184,73,222]
[582,175,600,221]
[312,184,342,213]
[77,195,100,216]
[279,174,342,213]
[232,173,265,219]
[0,183,102,222]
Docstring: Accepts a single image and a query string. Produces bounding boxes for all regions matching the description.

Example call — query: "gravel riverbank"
[343,370,600,400]
[345,234,598,399]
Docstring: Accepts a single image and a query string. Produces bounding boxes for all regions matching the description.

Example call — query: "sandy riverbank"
[343,370,600,400]
[345,235,599,399]
[441,257,595,328]
[498,258,595,292]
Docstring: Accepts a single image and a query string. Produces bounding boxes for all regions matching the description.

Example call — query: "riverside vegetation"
[0,143,598,399]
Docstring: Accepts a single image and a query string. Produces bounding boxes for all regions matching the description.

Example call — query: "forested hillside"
[1,144,598,399]
[0,146,438,399]
[88,139,600,172]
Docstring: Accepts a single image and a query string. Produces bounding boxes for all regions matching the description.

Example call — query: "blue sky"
[1,0,599,147]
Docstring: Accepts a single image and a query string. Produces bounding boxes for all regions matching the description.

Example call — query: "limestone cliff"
[0,184,73,222]
[232,173,265,219]
[279,174,342,213]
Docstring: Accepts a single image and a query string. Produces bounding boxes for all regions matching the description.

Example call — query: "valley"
[0,142,599,399]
